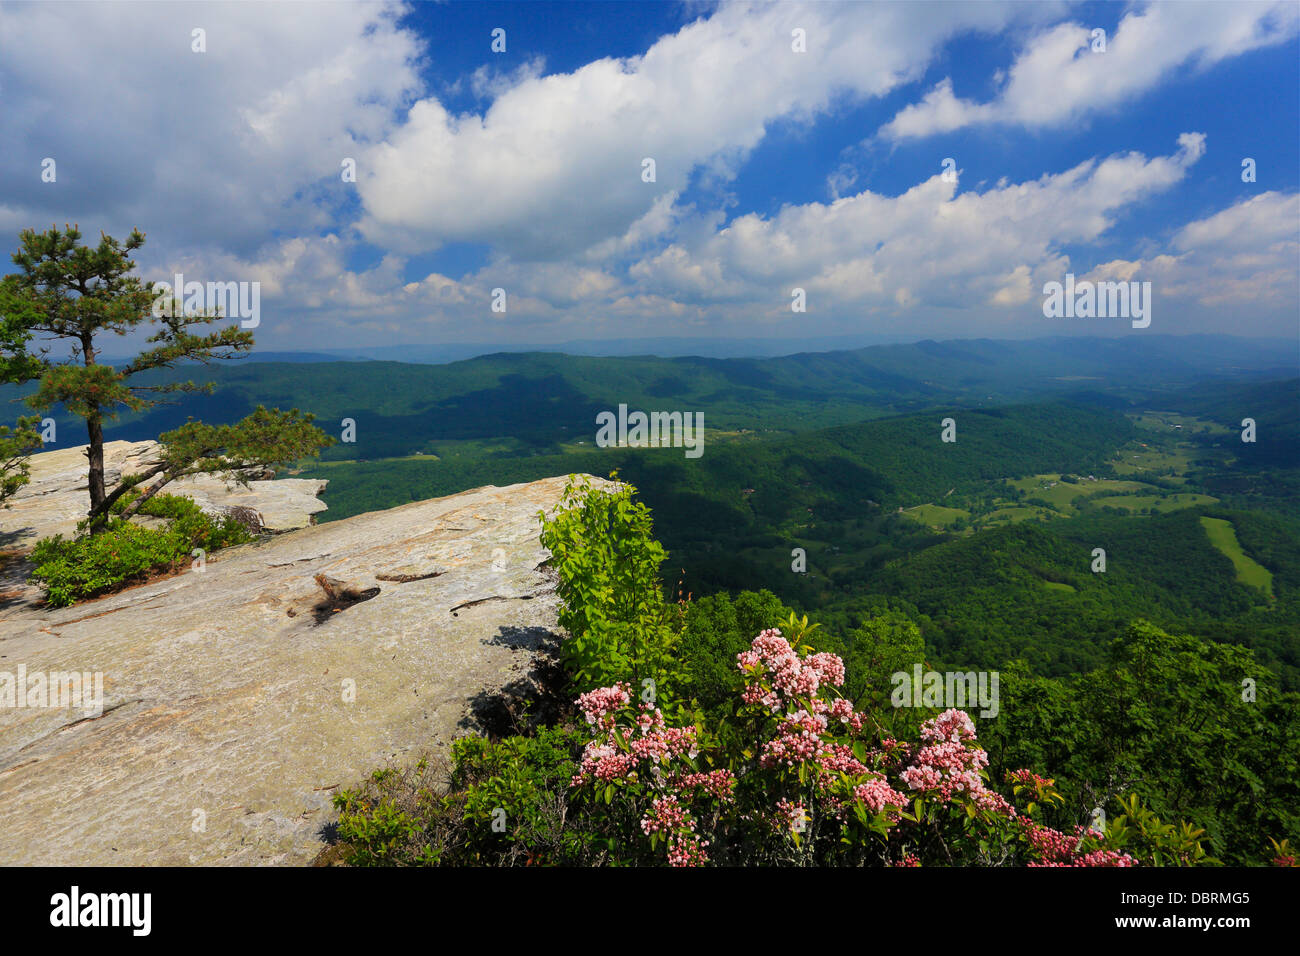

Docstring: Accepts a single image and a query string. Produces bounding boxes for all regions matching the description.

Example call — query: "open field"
[1131,411,1234,437]
[1100,493,1219,513]
[901,503,970,528]
[1108,442,1199,477]
[1200,516,1274,597]
[902,415,1228,533]
[984,506,1055,524]
[1006,474,1152,512]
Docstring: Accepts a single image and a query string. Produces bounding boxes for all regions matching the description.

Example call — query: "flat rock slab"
[0,440,328,548]
[0,475,608,866]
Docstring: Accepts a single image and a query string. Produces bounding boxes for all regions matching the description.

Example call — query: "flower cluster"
[738,633,872,785]
[1022,820,1135,867]
[666,832,710,867]
[572,742,637,783]
[853,776,908,815]
[674,769,736,802]
[575,683,631,728]
[1006,769,1054,788]
[899,709,998,806]
[571,685,734,865]
[761,708,829,769]
[738,629,844,710]
[641,794,688,835]
[571,700,698,787]
[570,628,1147,867]
[736,634,911,828]
[775,798,809,832]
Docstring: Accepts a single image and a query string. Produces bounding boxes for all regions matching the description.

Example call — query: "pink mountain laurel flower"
[641,794,690,836]
[571,634,1131,867]
[673,769,736,802]
[818,742,870,776]
[776,799,809,832]
[666,832,710,867]
[920,708,978,745]
[828,697,863,730]
[898,709,1009,809]
[1020,820,1134,866]
[571,742,638,786]
[576,683,632,728]
[737,629,845,709]
[853,775,909,816]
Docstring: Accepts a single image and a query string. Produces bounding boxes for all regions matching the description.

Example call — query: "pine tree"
[0,224,333,530]
[0,276,42,504]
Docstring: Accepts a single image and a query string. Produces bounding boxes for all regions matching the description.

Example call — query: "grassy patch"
[1200,516,1274,597]
[901,504,969,528]
[984,506,1054,524]
[1108,444,1197,477]
[1100,494,1218,514]
[1004,474,1157,514]
[1130,411,1233,436]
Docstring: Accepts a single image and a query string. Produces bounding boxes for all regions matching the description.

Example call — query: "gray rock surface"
[0,439,328,547]
[0,472,608,865]
[0,440,329,615]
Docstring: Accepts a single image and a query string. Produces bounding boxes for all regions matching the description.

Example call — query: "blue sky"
[0,0,1296,350]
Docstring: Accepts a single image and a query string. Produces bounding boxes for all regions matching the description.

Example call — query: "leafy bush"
[982,621,1300,864]
[538,474,685,709]
[327,474,1290,866]
[677,589,796,717]
[566,617,1215,867]
[128,492,253,555]
[331,619,1219,868]
[29,493,252,607]
[331,727,601,866]
[331,762,449,866]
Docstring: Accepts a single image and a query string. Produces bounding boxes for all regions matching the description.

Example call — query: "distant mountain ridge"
[96,332,1299,367]
[29,335,1296,464]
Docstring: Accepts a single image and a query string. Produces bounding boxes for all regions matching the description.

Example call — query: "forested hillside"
[296,390,1299,689]
[8,336,1293,461]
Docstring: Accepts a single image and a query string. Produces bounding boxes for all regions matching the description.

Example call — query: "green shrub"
[332,762,448,866]
[29,493,253,607]
[331,726,601,866]
[131,492,253,554]
[677,589,796,716]
[538,474,685,709]
[451,726,600,864]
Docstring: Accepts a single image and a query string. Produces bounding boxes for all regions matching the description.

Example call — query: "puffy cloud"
[882,1,1299,140]
[354,0,1047,259]
[1082,191,1300,311]
[628,135,1207,317]
[0,1,421,259]
[0,1,1292,346]
[144,137,1296,345]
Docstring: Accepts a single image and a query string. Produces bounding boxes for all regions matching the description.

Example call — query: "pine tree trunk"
[86,416,106,531]
[80,330,108,534]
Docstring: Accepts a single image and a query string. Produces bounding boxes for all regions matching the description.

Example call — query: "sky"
[0,0,1297,352]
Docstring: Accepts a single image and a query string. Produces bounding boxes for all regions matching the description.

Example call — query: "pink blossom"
[641,794,689,836]
[674,769,736,802]
[575,683,631,728]
[853,775,908,815]
[666,832,710,867]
